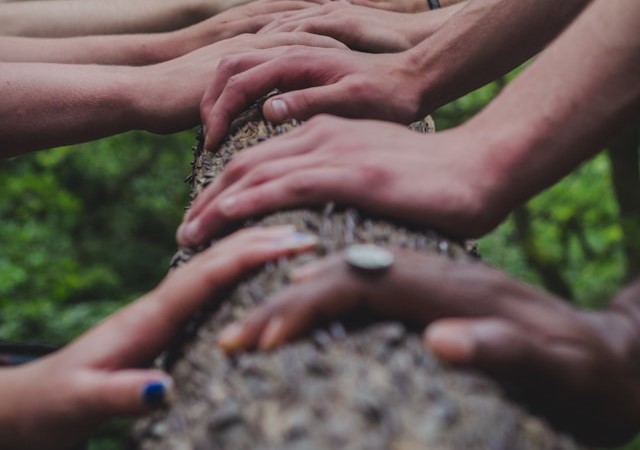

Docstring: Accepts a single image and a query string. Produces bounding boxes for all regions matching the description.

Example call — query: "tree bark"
[131,99,583,450]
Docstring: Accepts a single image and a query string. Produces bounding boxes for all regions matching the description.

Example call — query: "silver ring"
[344,244,394,274]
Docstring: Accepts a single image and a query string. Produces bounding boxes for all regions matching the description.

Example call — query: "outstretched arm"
[0,0,252,37]
[200,0,591,149]
[0,0,320,65]
[0,32,344,158]
[0,226,317,450]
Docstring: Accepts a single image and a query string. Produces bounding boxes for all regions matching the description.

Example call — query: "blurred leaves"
[0,130,194,343]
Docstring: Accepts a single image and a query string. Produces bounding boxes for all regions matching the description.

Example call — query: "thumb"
[80,369,175,419]
[263,84,363,123]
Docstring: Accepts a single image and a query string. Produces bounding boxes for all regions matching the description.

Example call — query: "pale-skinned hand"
[133,31,347,135]
[258,3,427,52]
[199,47,427,150]
[217,247,640,446]
[177,117,505,247]
[345,0,428,13]
[0,226,317,450]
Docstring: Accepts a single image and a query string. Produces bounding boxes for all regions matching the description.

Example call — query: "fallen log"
[131,99,583,450]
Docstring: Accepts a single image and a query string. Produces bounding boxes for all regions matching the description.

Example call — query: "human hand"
[345,0,428,13]
[200,46,426,150]
[178,117,503,247]
[217,247,640,446]
[134,31,346,135]
[177,0,329,52]
[258,3,426,52]
[0,226,317,450]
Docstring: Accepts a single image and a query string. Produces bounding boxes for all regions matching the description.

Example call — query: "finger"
[69,226,318,367]
[253,31,348,51]
[262,80,379,123]
[77,369,174,418]
[179,153,330,246]
[181,122,317,227]
[180,167,362,246]
[202,47,348,150]
[424,318,592,386]
[218,255,359,352]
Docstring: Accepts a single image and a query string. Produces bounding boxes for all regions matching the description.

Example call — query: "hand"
[200,46,426,150]
[178,117,503,247]
[258,3,426,52]
[0,226,317,450]
[345,0,428,13]
[134,31,346,135]
[217,247,640,446]
[178,0,329,52]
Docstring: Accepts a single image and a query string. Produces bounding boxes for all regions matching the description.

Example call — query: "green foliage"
[0,130,194,343]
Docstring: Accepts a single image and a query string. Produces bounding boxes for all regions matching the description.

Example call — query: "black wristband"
[427,0,441,9]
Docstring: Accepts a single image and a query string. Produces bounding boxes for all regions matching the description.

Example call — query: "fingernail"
[219,197,236,216]
[269,99,289,122]
[142,378,174,409]
[425,325,474,363]
[218,323,245,351]
[275,232,318,250]
[259,316,286,350]
[179,219,201,246]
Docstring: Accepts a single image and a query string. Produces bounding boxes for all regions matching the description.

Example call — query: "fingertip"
[259,316,287,350]
[141,377,175,410]
[265,97,290,123]
[176,218,203,248]
[218,322,247,353]
[424,322,475,363]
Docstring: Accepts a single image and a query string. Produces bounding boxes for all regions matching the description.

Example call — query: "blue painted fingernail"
[142,380,173,409]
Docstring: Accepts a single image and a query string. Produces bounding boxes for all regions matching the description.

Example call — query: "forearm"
[0,0,217,37]
[461,0,640,214]
[407,0,591,113]
[0,34,182,65]
[0,63,143,157]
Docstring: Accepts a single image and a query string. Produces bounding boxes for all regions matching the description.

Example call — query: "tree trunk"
[131,99,583,450]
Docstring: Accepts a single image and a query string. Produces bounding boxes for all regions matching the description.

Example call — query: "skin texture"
[259,2,466,53]
[0,32,345,157]
[179,0,640,247]
[0,0,326,65]
[199,0,591,151]
[217,249,640,446]
[0,0,254,37]
[0,226,318,450]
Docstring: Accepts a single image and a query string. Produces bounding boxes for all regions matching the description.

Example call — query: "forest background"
[1,71,638,449]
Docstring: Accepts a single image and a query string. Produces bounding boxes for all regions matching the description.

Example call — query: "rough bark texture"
[131,99,583,450]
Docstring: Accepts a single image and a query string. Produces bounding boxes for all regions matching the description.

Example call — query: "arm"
[0,226,317,450]
[259,2,466,53]
[0,32,344,157]
[0,0,252,37]
[200,0,592,149]
[183,0,639,246]
[218,249,640,446]
[0,0,319,64]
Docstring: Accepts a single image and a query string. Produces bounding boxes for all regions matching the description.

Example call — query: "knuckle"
[356,161,389,186]
[287,173,317,197]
